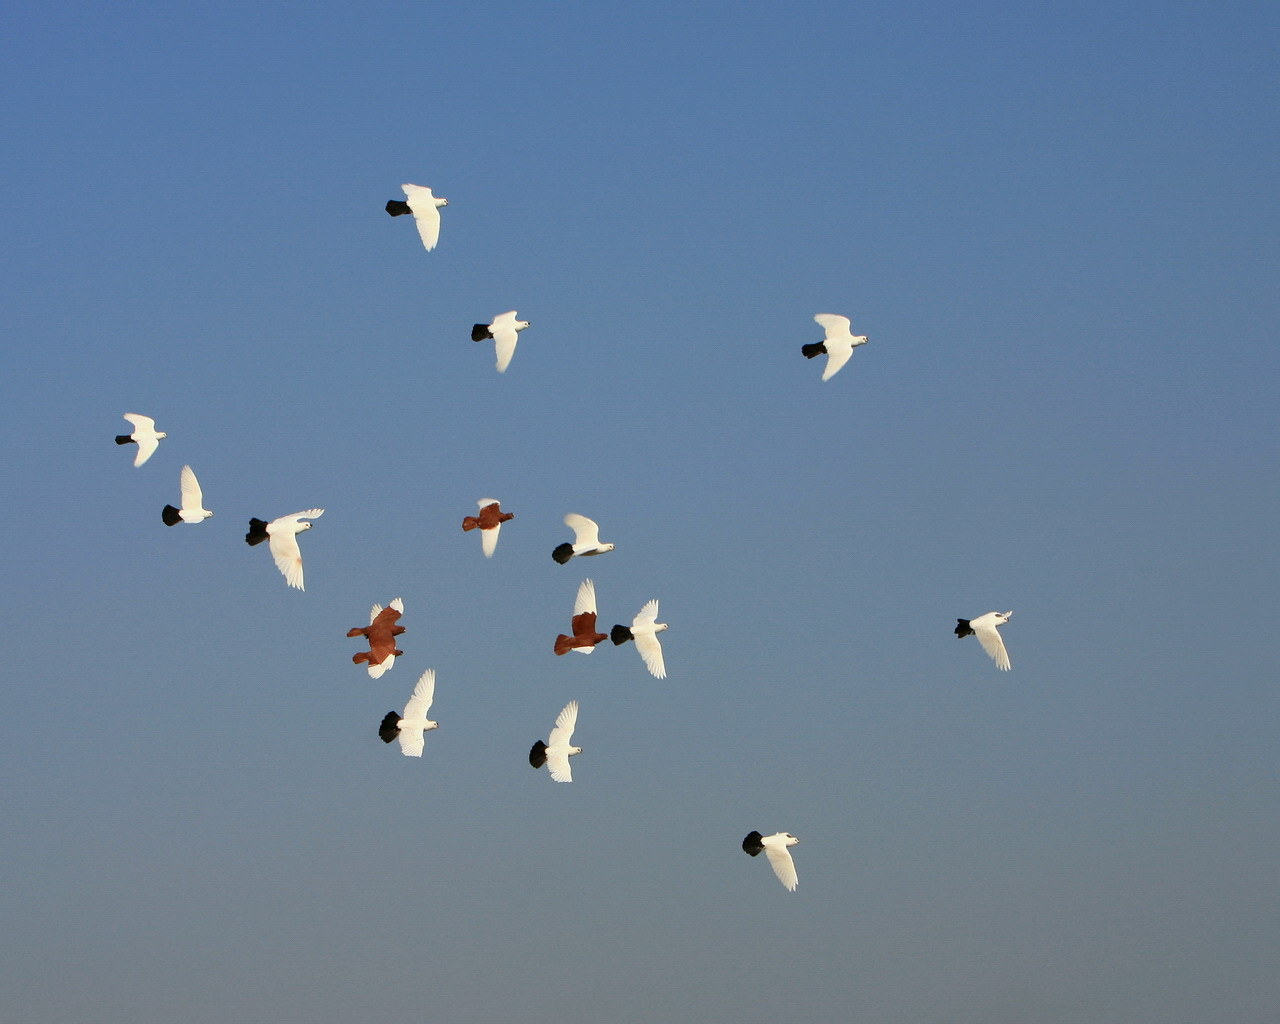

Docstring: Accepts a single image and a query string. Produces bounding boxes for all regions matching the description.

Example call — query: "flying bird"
[245,509,324,590]
[801,313,868,381]
[742,831,800,891]
[954,610,1013,671]
[529,700,582,782]
[471,310,530,373]
[348,598,406,678]
[115,413,166,467]
[554,579,608,655]
[610,599,669,678]
[461,499,514,558]
[378,669,439,757]
[161,465,213,525]
[552,513,615,565]
[385,183,448,251]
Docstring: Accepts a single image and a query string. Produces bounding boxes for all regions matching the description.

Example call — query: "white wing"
[764,844,798,891]
[403,184,441,251]
[633,632,666,679]
[369,603,383,624]
[398,727,426,757]
[491,324,519,372]
[573,579,597,616]
[268,530,305,590]
[813,313,852,339]
[367,657,392,680]
[974,624,1011,671]
[821,337,854,381]
[564,514,601,547]
[122,413,155,432]
[403,669,436,719]
[546,750,573,782]
[178,465,203,512]
[632,599,659,629]
[547,700,578,747]
[389,597,404,613]
[481,523,501,557]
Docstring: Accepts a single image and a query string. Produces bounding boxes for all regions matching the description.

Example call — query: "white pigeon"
[742,831,800,891]
[378,669,439,757]
[802,314,868,382]
[385,183,448,251]
[115,413,166,467]
[161,465,213,525]
[471,310,530,372]
[954,610,1013,671]
[529,700,583,783]
[552,513,615,564]
[245,509,324,590]
[610,599,669,678]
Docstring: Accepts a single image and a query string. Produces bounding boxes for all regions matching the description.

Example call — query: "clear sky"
[2,3,1277,1022]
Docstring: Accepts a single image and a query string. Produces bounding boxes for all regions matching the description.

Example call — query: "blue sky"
[2,3,1277,1022]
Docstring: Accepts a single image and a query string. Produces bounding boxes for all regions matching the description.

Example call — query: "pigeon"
[551,513,615,565]
[954,610,1013,671]
[115,413,166,467]
[554,579,608,655]
[161,465,213,525]
[471,311,530,373]
[378,669,439,757]
[461,499,514,558]
[529,700,582,782]
[245,509,324,590]
[742,831,800,891]
[610,599,668,678]
[385,184,448,251]
[348,599,405,678]
[801,314,868,382]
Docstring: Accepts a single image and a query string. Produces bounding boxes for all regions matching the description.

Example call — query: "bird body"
[245,509,324,590]
[955,610,1013,670]
[461,499,514,558]
[801,313,868,381]
[529,700,582,782]
[348,598,406,678]
[610,599,669,678]
[162,465,213,525]
[555,579,608,655]
[552,513,615,564]
[471,311,530,372]
[742,831,800,891]
[378,669,439,757]
[385,183,447,251]
[116,413,166,467]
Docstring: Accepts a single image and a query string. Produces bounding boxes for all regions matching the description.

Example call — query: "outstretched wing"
[179,465,203,511]
[974,623,1011,671]
[764,844,798,891]
[813,313,852,339]
[491,324,519,372]
[548,700,578,748]
[268,530,305,590]
[403,669,436,720]
[821,337,854,381]
[564,513,600,547]
[481,522,501,557]
[634,631,666,679]
[573,579,598,616]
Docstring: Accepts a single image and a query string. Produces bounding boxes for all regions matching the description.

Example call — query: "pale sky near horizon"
[2,3,1277,1022]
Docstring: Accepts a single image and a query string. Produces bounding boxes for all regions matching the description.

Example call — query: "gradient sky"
[2,3,1277,1022]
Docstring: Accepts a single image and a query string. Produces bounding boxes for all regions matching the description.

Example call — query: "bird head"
[300,521,313,531]
[517,320,531,330]
[157,431,168,439]
[425,720,440,731]
[438,197,449,206]
[602,543,616,552]
[570,746,583,755]
[1001,610,1013,620]
[781,833,799,846]
[655,622,670,633]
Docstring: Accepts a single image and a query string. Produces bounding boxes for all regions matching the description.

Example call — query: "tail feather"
[610,624,633,646]
[471,324,493,342]
[554,633,577,656]
[742,831,765,857]
[385,199,412,216]
[529,740,548,769]
[378,712,400,743]
[801,341,827,360]
[352,651,370,665]
[161,504,182,526]
[954,619,973,638]
[551,542,574,565]
[115,435,135,445]
[461,516,479,531]
[245,518,270,546]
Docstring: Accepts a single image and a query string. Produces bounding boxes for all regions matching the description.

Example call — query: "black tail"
[954,619,973,638]
[385,199,412,216]
[551,542,574,565]
[245,518,270,546]
[742,831,764,857]
[378,712,400,744]
[610,624,633,646]
[161,504,182,526]
[471,324,493,342]
[529,740,547,769]
[115,435,134,445]
[801,341,827,360]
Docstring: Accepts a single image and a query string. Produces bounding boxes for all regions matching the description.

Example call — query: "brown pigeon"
[347,598,405,678]
[554,579,608,656]
[461,498,514,558]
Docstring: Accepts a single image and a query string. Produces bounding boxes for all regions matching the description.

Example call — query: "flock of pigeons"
[112,183,1017,894]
